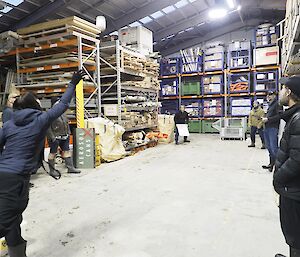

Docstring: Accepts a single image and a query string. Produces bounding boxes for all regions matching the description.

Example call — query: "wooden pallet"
[17,16,101,36]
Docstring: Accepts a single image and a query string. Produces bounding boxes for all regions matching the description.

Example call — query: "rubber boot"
[8,241,27,257]
[64,157,81,174]
[248,143,255,147]
[275,254,286,257]
[48,159,60,177]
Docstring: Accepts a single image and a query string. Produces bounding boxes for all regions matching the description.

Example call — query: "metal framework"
[14,30,101,124]
[99,40,159,131]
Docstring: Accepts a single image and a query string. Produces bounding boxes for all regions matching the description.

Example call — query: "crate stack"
[227,40,252,117]
[159,57,180,115]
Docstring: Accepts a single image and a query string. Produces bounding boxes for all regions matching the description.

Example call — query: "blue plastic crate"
[181,99,203,118]
[227,41,252,69]
[203,74,224,95]
[228,72,251,93]
[230,97,252,117]
[181,55,203,74]
[160,99,179,115]
[203,98,224,117]
[160,58,181,76]
[160,78,179,97]
[255,24,279,48]
[253,70,278,92]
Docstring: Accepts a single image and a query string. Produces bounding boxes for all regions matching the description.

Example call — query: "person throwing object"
[0,70,84,257]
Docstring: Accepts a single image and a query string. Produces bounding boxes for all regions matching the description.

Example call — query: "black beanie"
[279,76,300,97]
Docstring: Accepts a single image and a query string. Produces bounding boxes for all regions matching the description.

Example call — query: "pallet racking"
[99,40,159,132]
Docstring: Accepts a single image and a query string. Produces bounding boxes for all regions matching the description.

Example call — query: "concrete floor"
[24,134,288,257]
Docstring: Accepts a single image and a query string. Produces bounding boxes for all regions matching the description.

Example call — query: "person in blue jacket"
[0,70,84,257]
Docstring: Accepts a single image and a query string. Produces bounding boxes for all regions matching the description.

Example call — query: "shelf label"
[50,43,58,48]
[37,90,45,93]
[52,65,60,69]
[53,89,63,92]
[37,67,44,71]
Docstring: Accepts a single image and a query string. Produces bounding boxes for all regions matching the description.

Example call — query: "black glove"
[70,70,85,86]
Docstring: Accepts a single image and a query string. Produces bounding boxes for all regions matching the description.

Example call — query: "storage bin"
[189,120,202,133]
[181,81,201,95]
[202,119,219,133]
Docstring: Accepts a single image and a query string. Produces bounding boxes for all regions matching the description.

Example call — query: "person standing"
[174,105,190,145]
[47,97,81,175]
[273,76,300,257]
[2,93,19,123]
[248,100,265,149]
[0,70,84,257]
[262,91,282,172]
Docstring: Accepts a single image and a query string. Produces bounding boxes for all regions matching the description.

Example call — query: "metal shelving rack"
[99,40,159,131]
[278,0,300,75]
[3,30,101,124]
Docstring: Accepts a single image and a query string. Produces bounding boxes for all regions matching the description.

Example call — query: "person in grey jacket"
[47,97,81,175]
[0,70,84,257]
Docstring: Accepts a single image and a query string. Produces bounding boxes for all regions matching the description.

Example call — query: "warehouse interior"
[0,0,298,256]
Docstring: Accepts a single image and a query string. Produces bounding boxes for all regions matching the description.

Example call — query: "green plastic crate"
[201,119,219,133]
[189,120,202,133]
[181,82,201,95]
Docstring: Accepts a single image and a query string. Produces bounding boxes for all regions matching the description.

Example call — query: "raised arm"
[39,70,84,125]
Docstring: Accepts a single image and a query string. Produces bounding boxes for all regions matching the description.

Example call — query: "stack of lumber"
[15,16,100,92]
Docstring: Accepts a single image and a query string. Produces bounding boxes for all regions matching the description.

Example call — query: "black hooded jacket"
[273,104,300,201]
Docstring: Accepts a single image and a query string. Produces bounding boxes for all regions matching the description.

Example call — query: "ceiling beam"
[153,8,210,41]
[11,0,67,30]
[105,0,180,34]
[159,18,262,56]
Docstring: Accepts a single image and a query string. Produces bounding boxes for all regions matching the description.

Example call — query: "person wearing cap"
[248,100,265,149]
[262,91,282,172]
[2,93,19,123]
[47,97,81,175]
[273,75,300,257]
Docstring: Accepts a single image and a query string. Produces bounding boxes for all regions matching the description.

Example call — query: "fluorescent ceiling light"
[150,10,164,19]
[185,27,194,31]
[2,6,12,13]
[208,8,228,19]
[189,0,197,2]
[175,0,188,8]
[6,0,24,5]
[178,30,185,34]
[226,0,235,9]
[139,16,153,24]
[237,5,242,10]
[162,5,176,14]
[129,21,141,27]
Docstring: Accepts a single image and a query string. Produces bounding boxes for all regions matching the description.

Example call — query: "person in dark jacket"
[273,76,300,257]
[262,91,282,172]
[47,97,81,176]
[0,70,84,257]
[174,105,190,145]
[2,93,19,124]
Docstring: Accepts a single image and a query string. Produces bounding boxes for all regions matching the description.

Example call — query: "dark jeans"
[250,126,265,145]
[175,126,187,143]
[264,127,279,162]
[0,172,30,247]
[49,137,70,154]
[279,196,300,250]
